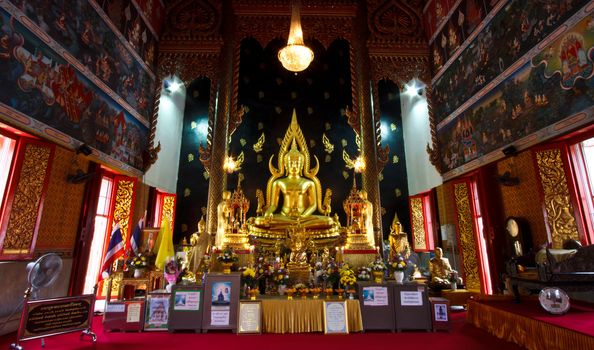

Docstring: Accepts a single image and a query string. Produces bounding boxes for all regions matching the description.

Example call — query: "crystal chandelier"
[278,0,314,72]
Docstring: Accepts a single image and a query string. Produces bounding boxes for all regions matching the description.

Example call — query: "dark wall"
[377,80,410,239]
[229,38,357,224]
[174,78,211,241]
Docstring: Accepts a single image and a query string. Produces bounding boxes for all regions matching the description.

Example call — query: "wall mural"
[174,78,211,241]
[7,0,155,118]
[377,80,410,240]
[134,0,164,37]
[430,0,502,74]
[423,0,458,41]
[438,13,594,172]
[99,0,159,69]
[0,8,148,170]
[432,0,590,126]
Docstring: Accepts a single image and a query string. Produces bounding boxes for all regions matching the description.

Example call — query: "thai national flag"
[129,217,144,255]
[100,223,124,280]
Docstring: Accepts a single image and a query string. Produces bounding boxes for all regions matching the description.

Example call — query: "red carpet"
[0,312,522,350]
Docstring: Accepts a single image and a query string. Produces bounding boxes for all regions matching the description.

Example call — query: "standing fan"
[26,253,63,299]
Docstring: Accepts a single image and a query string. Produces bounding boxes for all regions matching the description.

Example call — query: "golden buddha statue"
[429,247,462,287]
[215,190,232,248]
[247,110,340,245]
[389,213,411,260]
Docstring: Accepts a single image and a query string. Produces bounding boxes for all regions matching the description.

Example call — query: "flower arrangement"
[356,266,372,281]
[390,254,408,271]
[273,266,290,286]
[127,252,151,270]
[369,257,387,271]
[217,247,238,263]
[294,283,308,293]
[339,264,356,288]
[325,260,341,287]
[241,267,257,288]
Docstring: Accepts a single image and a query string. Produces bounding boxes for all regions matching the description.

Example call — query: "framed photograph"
[173,290,201,311]
[237,301,262,334]
[202,273,241,332]
[323,300,349,334]
[144,293,170,331]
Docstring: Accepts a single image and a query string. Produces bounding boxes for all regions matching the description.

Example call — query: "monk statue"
[389,213,411,260]
[429,247,462,288]
[247,110,340,246]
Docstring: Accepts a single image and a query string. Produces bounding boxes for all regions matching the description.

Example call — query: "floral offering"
[390,254,408,271]
[356,266,372,281]
[369,257,387,271]
[240,267,257,288]
[339,264,356,288]
[217,247,238,263]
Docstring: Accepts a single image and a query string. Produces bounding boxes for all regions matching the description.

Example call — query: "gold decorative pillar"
[534,148,580,248]
[350,7,382,249]
[409,197,428,251]
[160,194,176,228]
[111,177,137,242]
[453,182,481,291]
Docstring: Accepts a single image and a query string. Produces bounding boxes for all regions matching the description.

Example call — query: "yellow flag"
[155,219,175,271]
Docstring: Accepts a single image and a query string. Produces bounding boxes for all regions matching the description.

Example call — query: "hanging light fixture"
[278,0,314,72]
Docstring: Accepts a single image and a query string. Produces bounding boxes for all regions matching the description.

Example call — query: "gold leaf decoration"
[342,150,355,169]
[378,173,384,181]
[325,154,332,163]
[181,224,188,233]
[291,92,297,99]
[390,123,397,131]
[258,91,264,99]
[191,121,197,129]
[240,138,246,147]
[341,139,348,147]
[393,155,399,164]
[184,188,191,197]
[235,151,245,170]
[188,153,194,162]
[275,107,282,114]
[381,207,387,216]
[394,188,402,197]
[257,154,263,163]
[342,171,349,179]
[253,133,265,153]
[203,171,209,180]
[309,139,316,148]
[325,123,331,131]
[201,207,207,215]
[355,135,362,152]
[277,138,282,145]
[322,133,334,154]
[258,122,264,130]
[307,107,314,114]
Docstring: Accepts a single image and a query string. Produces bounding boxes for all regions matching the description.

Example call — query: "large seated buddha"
[246,111,341,246]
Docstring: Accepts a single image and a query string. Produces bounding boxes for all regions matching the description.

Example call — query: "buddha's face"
[285,151,304,176]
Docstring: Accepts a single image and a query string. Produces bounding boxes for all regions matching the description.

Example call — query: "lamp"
[278,0,314,72]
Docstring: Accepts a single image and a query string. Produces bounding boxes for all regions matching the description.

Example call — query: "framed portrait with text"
[323,300,349,334]
[237,300,262,334]
[144,293,170,331]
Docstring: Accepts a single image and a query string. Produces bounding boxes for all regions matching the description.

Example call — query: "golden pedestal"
[288,262,310,284]
[343,249,376,269]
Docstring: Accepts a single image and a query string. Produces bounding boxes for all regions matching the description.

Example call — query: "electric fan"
[26,253,63,299]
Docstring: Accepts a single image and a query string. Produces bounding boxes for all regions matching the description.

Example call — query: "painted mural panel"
[0,8,148,170]
[424,0,456,41]
[431,0,497,74]
[7,0,155,118]
[135,0,164,37]
[432,0,590,125]
[437,13,594,172]
[99,0,158,69]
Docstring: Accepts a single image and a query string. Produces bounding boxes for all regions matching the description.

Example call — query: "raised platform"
[467,298,594,350]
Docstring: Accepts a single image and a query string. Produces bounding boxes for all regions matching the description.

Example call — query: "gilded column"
[350,6,382,249]
[453,182,481,291]
[206,3,236,236]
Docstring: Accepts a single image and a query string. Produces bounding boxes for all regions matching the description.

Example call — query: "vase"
[372,270,384,284]
[221,262,233,274]
[348,290,356,300]
[133,268,145,278]
[394,270,405,284]
[450,281,457,290]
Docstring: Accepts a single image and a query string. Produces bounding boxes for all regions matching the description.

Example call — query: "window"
[570,137,594,244]
[153,191,176,228]
[0,132,16,214]
[408,191,435,252]
[83,176,114,295]
[469,179,493,295]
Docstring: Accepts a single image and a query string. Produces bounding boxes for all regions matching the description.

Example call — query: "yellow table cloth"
[260,298,363,333]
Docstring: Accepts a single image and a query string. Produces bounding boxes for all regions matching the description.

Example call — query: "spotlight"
[163,79,181,94]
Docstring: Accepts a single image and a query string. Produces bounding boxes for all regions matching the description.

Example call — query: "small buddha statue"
[389,214,410,260]
[429,247,462,288]
[360,190,375,247]
[215,191,232,248]
[189,215,210,273]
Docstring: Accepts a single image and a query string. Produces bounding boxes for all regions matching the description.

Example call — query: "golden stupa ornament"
[278,0,314,72]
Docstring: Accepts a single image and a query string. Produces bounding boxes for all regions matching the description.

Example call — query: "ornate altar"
[246,111,341,247]
[343,187,374,250]
[223,178,250,250]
